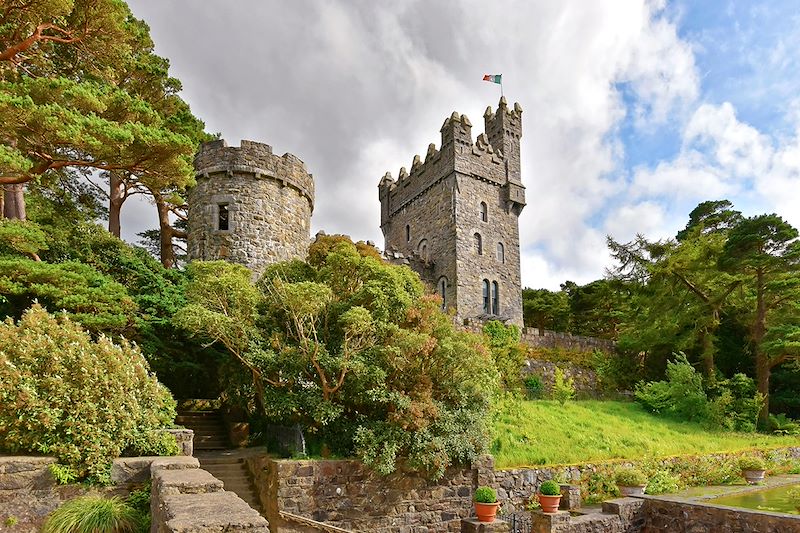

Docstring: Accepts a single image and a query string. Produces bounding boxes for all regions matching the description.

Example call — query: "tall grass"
[43,496,140,533]
[492,400,798,468]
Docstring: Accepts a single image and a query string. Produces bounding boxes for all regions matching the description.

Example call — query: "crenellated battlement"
[195,139,314,206]
[378,98,522,220]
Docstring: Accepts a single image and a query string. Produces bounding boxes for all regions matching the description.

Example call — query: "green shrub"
[552,367,575,405]
[127,431,179,457]
[645,469,680,495]
[49,464,79,485]
[635,353,708,421]
[524,374,544,399]
[0,305,176,479]
[4,516,18,527]
[43,496,139,533]
[738,456,766,471]
[474,486,497,503]
[539,480,561,496]
[484,320,526,391]
[767,413,800,436]
[615,467,647,487]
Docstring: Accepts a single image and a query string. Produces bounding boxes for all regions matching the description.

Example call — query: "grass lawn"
[491,400,799,469]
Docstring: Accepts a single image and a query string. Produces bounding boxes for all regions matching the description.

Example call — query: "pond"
[708,483,800,515]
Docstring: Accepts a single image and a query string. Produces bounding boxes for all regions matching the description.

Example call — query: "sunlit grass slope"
[492,400,799,468]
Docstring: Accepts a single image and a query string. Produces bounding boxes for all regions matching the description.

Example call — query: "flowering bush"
[0,305,176,480]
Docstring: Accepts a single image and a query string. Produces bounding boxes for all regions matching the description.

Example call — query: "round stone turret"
[187,139,315,277]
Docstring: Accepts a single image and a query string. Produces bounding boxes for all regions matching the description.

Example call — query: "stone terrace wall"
[461,321,616,355]
[641,495,800,532]
[246,455,495,533]
[523,359,599,398]
[495,446,800,512]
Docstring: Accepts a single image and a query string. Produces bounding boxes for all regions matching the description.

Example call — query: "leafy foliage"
[538,480,560,496]
[523,374,544,399]
[42,495,140,533]
[177,239,498,479]
[0,305,176,478]
[635,354,709,421]
[483,320,526,391]
[738,456,766,471]
[474,486,497,503]
[614,468,647,486]
[552,367,575,405]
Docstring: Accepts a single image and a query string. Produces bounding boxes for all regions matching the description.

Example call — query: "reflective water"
[708,484,800,515]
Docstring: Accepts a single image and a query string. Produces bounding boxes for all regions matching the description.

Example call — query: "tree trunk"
[699,330,715,379]
[754,268,769,425]
[3,184,26,220]
[155,194,176,269]
[108,173,125,237]
[756,352,771,426]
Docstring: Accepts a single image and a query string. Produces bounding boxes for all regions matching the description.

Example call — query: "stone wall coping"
[638,493,800,519]
[0,455,56,473]
[280,511,353,533]
[160,492,269,532]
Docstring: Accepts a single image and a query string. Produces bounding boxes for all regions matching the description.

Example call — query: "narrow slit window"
[497,242,505,263]
[438,277,447,310]
[480,202,488,222]
[405,224,411,242]
[218,204,229,231]
[474,233,482,255]
[482,279,490,314]
[491,281,500,315]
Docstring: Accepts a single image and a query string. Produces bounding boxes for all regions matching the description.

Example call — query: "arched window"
[418,239,428,260]
[480,201,488,222]
[482,279,490,314]
[496,242,505,263]
[474,233,482,255]
[405,224,410,242]
[438,277,448,310]
[491,281,500,315]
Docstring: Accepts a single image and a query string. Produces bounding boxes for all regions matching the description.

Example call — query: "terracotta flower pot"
[618,484,646,497]
[474,501,500,522]
[538,493,562,513]
[742,469,766,485]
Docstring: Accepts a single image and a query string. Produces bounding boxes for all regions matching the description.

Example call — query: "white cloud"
[122,1,706,288]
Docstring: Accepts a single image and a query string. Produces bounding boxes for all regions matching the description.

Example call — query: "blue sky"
[125,0,800,289]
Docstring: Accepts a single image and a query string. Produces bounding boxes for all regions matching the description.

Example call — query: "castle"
[187,97,525,326]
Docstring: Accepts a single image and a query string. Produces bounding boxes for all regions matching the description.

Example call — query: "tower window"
[480,202,488,222]
[474,233,482,255]
[482,279,490,314]
[438,277,448,310]
[406,224,410,242]
[218,203,229,231]
[497,242,505,263]
[491,281,500,315]
[418,239,428,260]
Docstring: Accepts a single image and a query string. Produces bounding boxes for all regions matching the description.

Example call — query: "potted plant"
[738,457,767,485]
[615,467,648,496]
[537,480,562,513]
[474,486,500,522]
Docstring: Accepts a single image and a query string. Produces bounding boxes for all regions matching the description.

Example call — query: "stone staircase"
[198,453,262,512]
[175,407,263,513]
[176,408,229,451]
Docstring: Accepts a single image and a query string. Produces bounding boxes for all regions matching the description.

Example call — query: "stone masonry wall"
[523,359,600,398]
[188,139,314,278]
[494,446,800,512]
[641,495,800,532]
[246,455,495,533]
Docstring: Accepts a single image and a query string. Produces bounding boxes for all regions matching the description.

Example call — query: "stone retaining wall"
[245,454,495,533]
[495,446,800,512]
[461,321,616,355]
[641,495,800,532]
[523,359,599,398]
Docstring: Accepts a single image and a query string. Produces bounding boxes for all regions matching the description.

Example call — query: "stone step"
[198,457,244,466]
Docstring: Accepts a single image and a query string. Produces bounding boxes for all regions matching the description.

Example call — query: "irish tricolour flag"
[483,74,502,84]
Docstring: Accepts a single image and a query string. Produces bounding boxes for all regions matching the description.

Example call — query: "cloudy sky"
[124,0,800,289]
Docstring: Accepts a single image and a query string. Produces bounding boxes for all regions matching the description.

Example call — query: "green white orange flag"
[483,74,502,84]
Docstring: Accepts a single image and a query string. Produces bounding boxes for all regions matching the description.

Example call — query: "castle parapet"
[195,139,314,210]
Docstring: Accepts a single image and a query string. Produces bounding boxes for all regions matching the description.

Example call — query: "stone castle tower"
[379,97,526,326]
[187,139,314,277]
